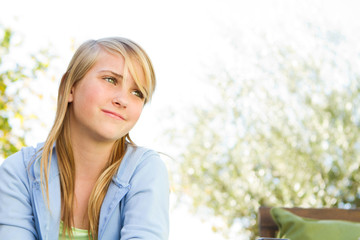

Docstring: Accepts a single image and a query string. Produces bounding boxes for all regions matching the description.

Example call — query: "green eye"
[132,90,144,99]
[105,77,117,85]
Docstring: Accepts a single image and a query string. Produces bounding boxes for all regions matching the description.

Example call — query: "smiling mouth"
[102,110,125,120]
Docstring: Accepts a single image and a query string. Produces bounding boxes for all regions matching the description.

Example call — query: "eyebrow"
[98,70,123,79]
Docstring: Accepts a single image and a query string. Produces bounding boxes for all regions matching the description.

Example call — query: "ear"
[68,87,75,103]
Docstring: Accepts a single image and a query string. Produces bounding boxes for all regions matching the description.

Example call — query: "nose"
[112,93,128,108]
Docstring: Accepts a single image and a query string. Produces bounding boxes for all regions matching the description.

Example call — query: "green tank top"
[58,221,91,240]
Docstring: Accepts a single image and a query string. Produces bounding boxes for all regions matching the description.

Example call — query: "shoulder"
[0,146,40,239]
[0,146,37,180]
[114,145,168,186]
[0,146,37,204]
[114,146,170,240]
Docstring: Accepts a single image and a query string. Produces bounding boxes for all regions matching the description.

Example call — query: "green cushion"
[270,207,360,240]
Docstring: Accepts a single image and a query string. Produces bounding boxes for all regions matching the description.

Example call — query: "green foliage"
[171,24,360,239]
[0,26,52,159]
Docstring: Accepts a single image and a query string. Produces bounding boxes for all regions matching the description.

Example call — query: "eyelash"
[104,76,144,99]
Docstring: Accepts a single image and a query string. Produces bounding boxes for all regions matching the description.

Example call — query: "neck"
[71,137,115,181]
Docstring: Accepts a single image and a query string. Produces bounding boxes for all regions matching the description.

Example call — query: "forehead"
[92,50,125,71]
[95,50,144,77]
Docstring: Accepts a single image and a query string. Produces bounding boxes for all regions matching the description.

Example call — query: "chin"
[105,133,128,142]
[94,125,131,142]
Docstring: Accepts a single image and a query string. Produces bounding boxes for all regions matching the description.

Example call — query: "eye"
[132,90,144,99]
[104,77,117,85]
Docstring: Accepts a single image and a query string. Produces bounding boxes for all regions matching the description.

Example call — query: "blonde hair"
[39,37,156,239]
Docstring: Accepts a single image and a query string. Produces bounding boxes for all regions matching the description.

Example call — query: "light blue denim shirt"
[0,143,169,240]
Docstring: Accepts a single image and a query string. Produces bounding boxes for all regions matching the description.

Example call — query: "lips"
[102,109,125,120]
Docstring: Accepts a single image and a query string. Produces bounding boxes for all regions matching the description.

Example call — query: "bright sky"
[2,0,360,239]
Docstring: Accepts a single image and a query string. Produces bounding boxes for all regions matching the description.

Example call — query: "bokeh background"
[1,0,360,239]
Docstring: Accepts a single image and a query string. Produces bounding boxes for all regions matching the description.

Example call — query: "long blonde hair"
[39,37,156,239]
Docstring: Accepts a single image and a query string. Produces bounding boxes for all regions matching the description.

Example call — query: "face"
[68,50,145,144]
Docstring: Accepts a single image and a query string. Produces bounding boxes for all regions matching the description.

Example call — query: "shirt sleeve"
[0,148,38,239]
[120,150,170,240]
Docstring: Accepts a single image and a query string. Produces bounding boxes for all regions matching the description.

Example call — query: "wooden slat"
[259,206,360,237]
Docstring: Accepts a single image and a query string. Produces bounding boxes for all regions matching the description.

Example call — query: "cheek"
[130,104,144,121]
[74,87,103,115]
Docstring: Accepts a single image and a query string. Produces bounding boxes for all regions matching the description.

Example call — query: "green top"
[58,221,91,240]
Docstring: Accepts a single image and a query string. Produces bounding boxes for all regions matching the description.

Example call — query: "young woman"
[0,37,169,240]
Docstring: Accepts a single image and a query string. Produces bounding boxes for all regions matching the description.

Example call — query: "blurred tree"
[0,26,52,159]
[170,23,360,239]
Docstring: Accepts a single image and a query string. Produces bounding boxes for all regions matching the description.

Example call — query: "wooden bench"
[258,206,360,237]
